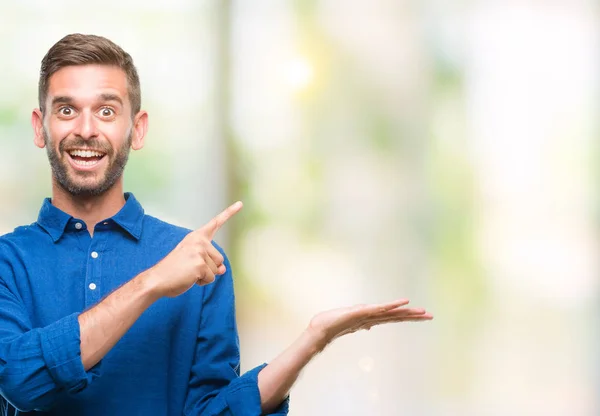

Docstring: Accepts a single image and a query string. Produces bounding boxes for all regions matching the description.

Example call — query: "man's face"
[39,65,136,197]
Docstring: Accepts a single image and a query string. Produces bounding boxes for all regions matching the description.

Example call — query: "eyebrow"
[99,93,124,106]
[50,94,124,108]
[51,96,73,107]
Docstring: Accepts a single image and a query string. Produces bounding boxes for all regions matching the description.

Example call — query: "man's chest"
[17,235,169,328]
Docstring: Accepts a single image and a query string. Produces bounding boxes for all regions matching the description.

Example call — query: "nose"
[73,110,98,139]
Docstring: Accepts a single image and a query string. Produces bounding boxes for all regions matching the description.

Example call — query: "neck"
[51,178,126,235]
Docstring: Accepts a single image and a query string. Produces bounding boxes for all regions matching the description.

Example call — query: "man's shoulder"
[0,223,42,260]
[141,214,227,254]
[0,223,41,246]
[141,214,193,240]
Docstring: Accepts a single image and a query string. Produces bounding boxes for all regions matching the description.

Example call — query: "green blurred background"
[1,1,598,414]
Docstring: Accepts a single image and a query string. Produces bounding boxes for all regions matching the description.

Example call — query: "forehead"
[47,64,129,103]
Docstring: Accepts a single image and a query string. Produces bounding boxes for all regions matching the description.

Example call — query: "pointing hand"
[147,201,243,298]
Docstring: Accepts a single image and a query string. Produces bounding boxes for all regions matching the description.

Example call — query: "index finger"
[200,201,243,238]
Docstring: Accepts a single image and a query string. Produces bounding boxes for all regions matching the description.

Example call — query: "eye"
[58,106,74,117]
[99,107,115,118]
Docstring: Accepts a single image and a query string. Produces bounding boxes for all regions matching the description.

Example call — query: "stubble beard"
[43,128,132,198]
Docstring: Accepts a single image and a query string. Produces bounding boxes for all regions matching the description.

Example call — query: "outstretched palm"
[307,299,433,349]
[257,298,433,411]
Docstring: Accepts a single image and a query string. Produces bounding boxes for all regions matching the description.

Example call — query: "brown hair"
[38,33,141,116]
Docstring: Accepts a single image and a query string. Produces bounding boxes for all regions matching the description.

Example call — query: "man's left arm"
[183,246,288,416]
[184,245,433,415]
[256,297,432,412]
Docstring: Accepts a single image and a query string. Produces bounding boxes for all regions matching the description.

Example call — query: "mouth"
[66,149,107,170]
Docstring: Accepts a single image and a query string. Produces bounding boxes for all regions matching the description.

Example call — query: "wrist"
[303,325,330,354]
[136,267,164,302]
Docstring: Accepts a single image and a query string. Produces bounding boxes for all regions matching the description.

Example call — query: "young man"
[0,34,433,415]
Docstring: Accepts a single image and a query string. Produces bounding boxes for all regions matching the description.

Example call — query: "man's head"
[32,33,148,197]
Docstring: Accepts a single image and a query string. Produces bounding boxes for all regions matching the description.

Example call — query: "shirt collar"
[111,193,144,240]
[36,198,72,243]
[37,192,144,243]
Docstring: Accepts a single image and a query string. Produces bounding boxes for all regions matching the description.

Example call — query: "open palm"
[307,298,433,348]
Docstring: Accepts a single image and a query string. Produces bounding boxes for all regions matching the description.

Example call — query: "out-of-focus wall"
[1,1,598,415]
[229,1,600,414]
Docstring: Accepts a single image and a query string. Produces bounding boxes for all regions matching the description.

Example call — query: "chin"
[59,178,112,197]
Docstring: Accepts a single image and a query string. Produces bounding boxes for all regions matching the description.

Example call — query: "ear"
[32,108,46,149]
[131,110,148,151]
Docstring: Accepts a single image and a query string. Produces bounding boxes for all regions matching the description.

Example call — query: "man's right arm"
[0,236,103,412]
[0,202,243,411]
[77,269,158,371]
[0,254,191,411]
[78,201,242,371]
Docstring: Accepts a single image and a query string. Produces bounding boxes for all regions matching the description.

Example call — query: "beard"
[43,128,132,197]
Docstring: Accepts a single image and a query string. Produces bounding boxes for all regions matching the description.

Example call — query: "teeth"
[69,149,105,158]
[72,159,101,167]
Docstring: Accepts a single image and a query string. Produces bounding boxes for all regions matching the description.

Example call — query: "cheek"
[100,123,132,146]
[46,121,73,142]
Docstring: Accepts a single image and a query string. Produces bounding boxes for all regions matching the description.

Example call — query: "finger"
[363,313,434,327]
[372,308,429,321]
[200,201,243,239]
[354,311,432,328]
[350,299,409,316]
[206,244,225,267]
[195,277,215,287]
[358,312,432,332]
[377,298,410,312]
[206,244,226,275]
[205,256,226,276]
[384,307,428,316]
[196,266,216,286]
[204,255,220,276]
[340,315,432,335]
[336,313,433,337]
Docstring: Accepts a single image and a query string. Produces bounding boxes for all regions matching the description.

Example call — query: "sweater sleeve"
[183,244,289,416]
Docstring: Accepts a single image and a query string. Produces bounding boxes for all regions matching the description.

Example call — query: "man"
[0,33,433,415]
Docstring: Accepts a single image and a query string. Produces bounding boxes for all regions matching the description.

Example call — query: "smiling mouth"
[67,149,107,168]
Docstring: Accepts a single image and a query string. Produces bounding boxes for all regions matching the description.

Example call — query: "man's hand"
[306,298,433,352]
[78,202,243,371]
[257,298,433,412]
[147,201,243,298]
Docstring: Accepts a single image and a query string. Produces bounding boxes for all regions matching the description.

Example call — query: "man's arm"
[79,195,432,414]
[77,269,157,370]
[257,299,433,413]
[181,244,431,415]
[0,203,242,411]
[0,239,109,411]
[79,201,244,371]
[183,245,289,416]
[0,276,85,411]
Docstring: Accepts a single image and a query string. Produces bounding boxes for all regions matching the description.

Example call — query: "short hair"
[38,33,141,116]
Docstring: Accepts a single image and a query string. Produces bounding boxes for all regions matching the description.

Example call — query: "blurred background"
[0,0,598,414]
